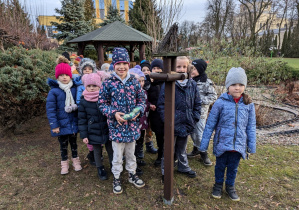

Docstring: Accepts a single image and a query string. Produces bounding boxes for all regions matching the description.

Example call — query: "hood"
[47,78,59,89]
[219,92,244,103]
[73,75,82,86]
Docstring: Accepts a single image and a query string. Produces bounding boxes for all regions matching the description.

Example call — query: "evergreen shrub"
[0,46,58,133]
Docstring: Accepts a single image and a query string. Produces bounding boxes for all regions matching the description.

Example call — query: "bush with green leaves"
[0,46,58,133]
[190,40,294,87]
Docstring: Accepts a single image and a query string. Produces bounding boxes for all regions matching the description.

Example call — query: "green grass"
[270,57,299,78]
[0,133,298,209]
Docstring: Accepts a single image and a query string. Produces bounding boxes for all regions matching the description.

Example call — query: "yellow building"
[38,0,133,38]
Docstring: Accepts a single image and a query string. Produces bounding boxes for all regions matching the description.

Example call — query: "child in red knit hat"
[46,56,82,175]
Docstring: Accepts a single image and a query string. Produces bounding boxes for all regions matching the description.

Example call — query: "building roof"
[68,21,153,43]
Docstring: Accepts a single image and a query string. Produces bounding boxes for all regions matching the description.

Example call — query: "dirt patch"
[274,81,299,106]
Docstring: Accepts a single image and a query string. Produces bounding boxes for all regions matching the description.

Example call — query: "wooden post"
[139,43,145,61]
[96,43,104,67]
[150,52,187,205]
[130,44,134,62]
[77,42,86,56]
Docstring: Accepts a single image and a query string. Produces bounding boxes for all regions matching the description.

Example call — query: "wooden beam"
[139,43,146,61]
[77,42,86,56]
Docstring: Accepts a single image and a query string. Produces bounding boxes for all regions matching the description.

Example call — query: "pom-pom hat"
[82,71,109,88]
[55,56,72,79]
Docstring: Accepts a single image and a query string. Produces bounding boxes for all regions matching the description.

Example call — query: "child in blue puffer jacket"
[46,56,82,175]
[200,67,256,202]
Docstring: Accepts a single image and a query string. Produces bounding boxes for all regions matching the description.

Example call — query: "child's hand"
[115,112,127,125]
[150,104,156,111]
[83,138,89,144]
[132,112,140,121]
[52,127,60,134]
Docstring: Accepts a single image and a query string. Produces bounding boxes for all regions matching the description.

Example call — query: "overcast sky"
[21,0,208,24]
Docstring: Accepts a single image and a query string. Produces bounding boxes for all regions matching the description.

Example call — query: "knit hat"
[101,63,110,72]
[70,54,77,59]
[55,56,72,79]
[225,67,247,89]
[140,60,151,70]
[129,67,145,79]
[192,59,207,75]
[82,71,109,88]
[62,52,70,61]
[150,59,163,71]
[78,58,97,75]
[111,47,130,67]
[135,65,141,70]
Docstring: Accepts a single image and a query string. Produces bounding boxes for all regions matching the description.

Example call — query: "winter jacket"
[148,80,164,134]
[157,79,201,137]
[194,78,217,105]
[200,92,256,159]
[139,89,150,130]
[98,74,146,143]
[73,76,84,105]
[46,78,78,137]
[78,98,109,145]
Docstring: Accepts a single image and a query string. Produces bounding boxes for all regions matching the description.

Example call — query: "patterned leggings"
[58,134,78,161]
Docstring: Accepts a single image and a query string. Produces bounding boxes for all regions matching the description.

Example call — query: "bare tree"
[179,20,200,48]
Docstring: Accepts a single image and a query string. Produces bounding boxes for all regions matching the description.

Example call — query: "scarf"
[57,80,77,113]
[193,73,208,83]
[82,89,99,102]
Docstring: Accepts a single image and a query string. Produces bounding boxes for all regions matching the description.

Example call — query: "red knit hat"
[55,63,72,79]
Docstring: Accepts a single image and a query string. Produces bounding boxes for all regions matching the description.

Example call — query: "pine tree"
[99,4,125,27]
[84,0,96,28]
[51,0,93,51]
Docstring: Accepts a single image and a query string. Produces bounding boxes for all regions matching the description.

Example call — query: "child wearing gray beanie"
[200,66,256,202]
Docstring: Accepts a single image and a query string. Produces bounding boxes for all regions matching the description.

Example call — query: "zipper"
[233,103,239,149]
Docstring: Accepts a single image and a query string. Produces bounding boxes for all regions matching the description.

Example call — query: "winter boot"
[86,151,96,166]
[200,151,213,166]
[225,185,240,201]
[61,160,69,175]
[113,177,123,194]
[137,158,146,166]
[178,170,197,178]
[136,166,143,176]
[212,183,223,199]
[187,146,201,157]
[128,173,145,188]
[146,141,158,154]
[72,157,82,171]
[135,140,144,159]
[97,166,107,180]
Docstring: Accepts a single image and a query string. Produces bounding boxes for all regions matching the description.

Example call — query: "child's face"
[152,67,162,73]
[191,69,199,78]
[114,62,129,78]
[83,66,93,75]
[86,85,100,92]
[142,66,151,75]
[228,84,245,98]
[176,59,189,73]
[57,74,71,84]
[139,77,145,88]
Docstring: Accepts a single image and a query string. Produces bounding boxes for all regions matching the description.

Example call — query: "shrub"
[0,46,58,133]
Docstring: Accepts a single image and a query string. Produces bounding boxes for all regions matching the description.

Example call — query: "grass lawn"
[0,115,298,209]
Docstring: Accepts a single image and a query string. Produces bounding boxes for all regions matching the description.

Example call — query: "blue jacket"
[73,76,84,105]
[46,78,78,137]
[98,74,146,143]
[200,92,256,159]
[78,98,109,145]
[157,79,201,137]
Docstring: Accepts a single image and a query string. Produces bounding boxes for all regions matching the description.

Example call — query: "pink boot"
[61,160,69,175]
[72,157,82,171]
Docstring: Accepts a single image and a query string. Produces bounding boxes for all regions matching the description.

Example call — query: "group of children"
[46,47,256,201]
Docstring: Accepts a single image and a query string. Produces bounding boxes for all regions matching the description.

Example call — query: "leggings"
[58,134,78,161]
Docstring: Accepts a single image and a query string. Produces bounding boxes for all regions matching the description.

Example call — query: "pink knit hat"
[82,71,110,88]
[55,63,72,79]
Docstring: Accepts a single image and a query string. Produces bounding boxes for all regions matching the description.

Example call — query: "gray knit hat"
[225,67,247,89]
[78,58,97,75]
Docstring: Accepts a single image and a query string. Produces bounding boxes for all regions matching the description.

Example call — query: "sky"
[20,0,208,24]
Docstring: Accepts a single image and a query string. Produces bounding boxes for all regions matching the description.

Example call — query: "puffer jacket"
[73,76,84,105]
[194,78,217,105]
[78,98,109,145]
[200,92,256,159]
[98,74,146,143]
[139,89,150,130]
[46,78,78,137]
[157,79,201,137]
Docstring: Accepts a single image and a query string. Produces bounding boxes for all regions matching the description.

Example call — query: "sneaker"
[137,159,146,166]
[187,146,201,157]
[178,170,197,178]
[97,166,107,180]
[226,185,240,201]
[113,177,123,194]
[128,173,145,188]
[146,141,158,154]
[212,183,223,199]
